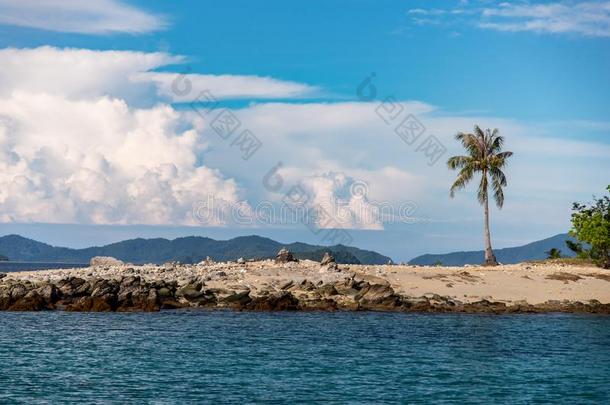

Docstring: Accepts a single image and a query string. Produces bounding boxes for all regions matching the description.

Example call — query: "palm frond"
[491,175,505,208]
[447,155,473,170]
[477,172,488,205]
[450,167,474,198]
[489,152,513,170]
[455,132,480,157]
[489,167,507,187]
[474,125,485,139]
[490,134,504,153]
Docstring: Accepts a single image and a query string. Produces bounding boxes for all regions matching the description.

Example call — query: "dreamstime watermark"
[171,69,262,160]
[357,73,447,166]
[173,69,424,246]
[193,181,420,229]
[261,161,356,245]
[169,69,350,244]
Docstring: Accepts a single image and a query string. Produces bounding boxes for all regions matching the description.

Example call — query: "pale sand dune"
[380,264,610,305]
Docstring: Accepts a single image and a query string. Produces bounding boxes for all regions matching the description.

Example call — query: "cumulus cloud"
[0,92,243,225]
[191,100,435,230]
[0,47,264,225]
[0,0,167,34]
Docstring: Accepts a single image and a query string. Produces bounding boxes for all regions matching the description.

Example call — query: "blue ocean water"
[0,262,87,272]
[1,312,609,404]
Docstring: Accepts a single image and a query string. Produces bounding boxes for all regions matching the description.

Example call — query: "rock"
[116,277,161,311]
[200,256,214,265]
[9,290,48,311]
[176,283,205,300]
[275,248,297,263]
[237,257,246,264]
[91,279,119,298]
[9,283,29,301]
[0,286,11,310]
[0,273,6,279]
[320,252,335,266]
[65,296,113,312]
[316,283,338,297]
[157,287,173,299]
[90,256,124,267]
[36,284,60,303]
[299,279,317,291]
[162,261,179,270]
[300,297,338,311]
[246,291,299,310]
[220,289,251,306]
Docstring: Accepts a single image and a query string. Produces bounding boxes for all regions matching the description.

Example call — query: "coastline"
[2,259,610,314]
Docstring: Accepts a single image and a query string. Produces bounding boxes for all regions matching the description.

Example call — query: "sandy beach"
[2,258,609,313]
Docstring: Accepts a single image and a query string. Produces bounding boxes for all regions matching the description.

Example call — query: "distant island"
[0,233,587,266]
[0,254,8,262]
[409,234,577,266]
[0,234,391,265]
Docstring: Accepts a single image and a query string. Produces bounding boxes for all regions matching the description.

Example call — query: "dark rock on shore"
[275,248,297,263]
[2,272,610,314]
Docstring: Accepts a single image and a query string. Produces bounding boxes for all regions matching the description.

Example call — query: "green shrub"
[569,185,610,268]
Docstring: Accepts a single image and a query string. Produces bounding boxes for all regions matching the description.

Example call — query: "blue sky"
[0,0,609,261]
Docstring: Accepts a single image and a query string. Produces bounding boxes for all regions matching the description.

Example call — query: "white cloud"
[141,72,318,102]
[0,92,243,225]
[0,46,316,226]
[405,1,610,37]
[191,98,610,232]
[0,0,166,34]
[0,47,182,102]
[480,1,610,37]
[0,47,608,233]
[0,47,268,225]
[0,47,317,104]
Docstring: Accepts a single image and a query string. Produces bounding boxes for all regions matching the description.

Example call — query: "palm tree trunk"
[483,194,497,266]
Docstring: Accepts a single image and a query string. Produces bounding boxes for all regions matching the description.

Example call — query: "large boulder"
[275,248,297,264]
[9,290,48,311]
[90,256,124,267]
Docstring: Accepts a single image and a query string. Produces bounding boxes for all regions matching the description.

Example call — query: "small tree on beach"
[447,126,513,266]
[546,248,562,259]
[569,185,610,268]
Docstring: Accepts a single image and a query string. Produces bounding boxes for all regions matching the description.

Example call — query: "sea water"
[1,311,609,403]
[0,262,87,273]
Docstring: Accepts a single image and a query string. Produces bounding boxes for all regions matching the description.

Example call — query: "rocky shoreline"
[2,253,610,314]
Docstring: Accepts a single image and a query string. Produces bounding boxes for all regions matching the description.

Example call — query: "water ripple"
[1,312,609,404]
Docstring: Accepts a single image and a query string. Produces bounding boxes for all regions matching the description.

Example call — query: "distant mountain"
[0,234,391,265]
[409,233,577,266]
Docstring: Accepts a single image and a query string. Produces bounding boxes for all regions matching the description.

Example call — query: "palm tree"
[447,126,513,266]
[546,248,562,259]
